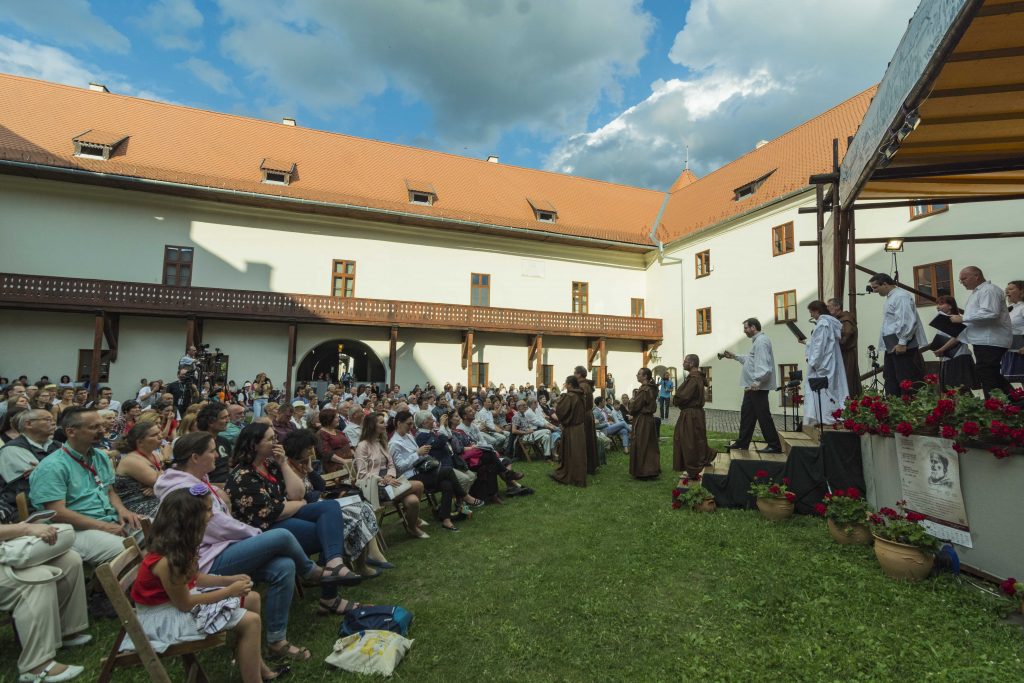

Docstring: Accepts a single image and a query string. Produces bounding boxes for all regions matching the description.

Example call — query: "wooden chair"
[15,492,29,522]
[95,538,227,683]
[516,436,541,463]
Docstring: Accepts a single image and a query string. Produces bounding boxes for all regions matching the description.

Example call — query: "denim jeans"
[658,396,670,419]
[601,421,630,448]
[252,398,268,418]
[208,528,313,642]
[272,500,347,599]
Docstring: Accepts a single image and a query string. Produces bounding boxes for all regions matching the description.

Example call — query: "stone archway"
[295,339,386,384]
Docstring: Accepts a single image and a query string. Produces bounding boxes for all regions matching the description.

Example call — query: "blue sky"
[0,0,918,189]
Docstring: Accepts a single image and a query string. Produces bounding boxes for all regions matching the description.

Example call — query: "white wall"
[0,310,98,384]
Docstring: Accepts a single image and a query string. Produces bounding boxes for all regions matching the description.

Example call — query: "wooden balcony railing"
[0,273,662,341]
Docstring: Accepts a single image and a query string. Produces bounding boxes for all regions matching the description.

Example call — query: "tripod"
[866,345,883,393]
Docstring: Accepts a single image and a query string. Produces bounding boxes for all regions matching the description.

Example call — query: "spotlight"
[884,239,904,252]
[897,109,922,142]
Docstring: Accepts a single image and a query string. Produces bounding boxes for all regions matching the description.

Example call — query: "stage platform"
[704,430,820,475]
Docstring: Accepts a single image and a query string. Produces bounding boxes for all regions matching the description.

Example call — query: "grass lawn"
[3,426,1022,682]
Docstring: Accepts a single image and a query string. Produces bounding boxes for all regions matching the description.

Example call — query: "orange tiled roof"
[0,73,665,246]
[657,87,877,243]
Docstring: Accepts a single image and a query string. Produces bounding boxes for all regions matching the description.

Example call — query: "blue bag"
[339,605,413,637]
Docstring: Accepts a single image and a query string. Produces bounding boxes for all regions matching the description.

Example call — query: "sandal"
[263,664,292,681]
[320,563,363,586]
[317,597,367,616]
[268,641,310,661]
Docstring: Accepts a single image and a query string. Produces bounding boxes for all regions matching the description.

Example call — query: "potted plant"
[814,486,871,545]
[672,473,716,512]
[749,470,796,521]
[999,577,1024,615]
[867,501,939,581]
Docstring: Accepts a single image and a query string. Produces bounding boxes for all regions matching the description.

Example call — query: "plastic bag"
[324,630,415,676]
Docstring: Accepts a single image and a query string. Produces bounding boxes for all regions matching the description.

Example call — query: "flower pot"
[756,496,794,521]
[827,518,872,545]
[694,498,716,513]
[872,535,934,582]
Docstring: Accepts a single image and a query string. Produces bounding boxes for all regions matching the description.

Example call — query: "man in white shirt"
[525,398,560,451]
[948,266,1014,397]
[473,397,508,449]
[869,273,927,395]
[722,318,782,453]
[344,406,363,446]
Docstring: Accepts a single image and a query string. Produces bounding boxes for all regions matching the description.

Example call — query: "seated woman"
[113,422,172,517]
[408,410,484,532]
[154,401,178,443]
[358,412,428,539]
[0,519,89,683]
[110,400,141,438]
[1,402,25,444]
[225,423,365,616]
[317,408,353,474]
[283,429,392,573]
[50,387,75,423]
[450,407,528,503]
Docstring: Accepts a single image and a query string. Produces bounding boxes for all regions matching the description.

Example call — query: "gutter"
[0,159,654,254]
[647,190,672,258]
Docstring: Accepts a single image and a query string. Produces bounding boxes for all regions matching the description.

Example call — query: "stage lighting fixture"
[897,109,922,142]
[884,239,904,252]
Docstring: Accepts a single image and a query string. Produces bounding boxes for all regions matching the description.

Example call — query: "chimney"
[88,82,109,93]
[282,117,296,126]
[755,139,769,149]
[486,155,499,163]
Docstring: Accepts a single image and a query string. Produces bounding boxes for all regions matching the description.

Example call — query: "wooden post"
[389,327,398,389]
[815,183,825,299]
[847,209,858,322]
[103,313,120,362]
[462,330,474,387]
[534,335,543,389]
[184,318,196,351]
[528,335,543,387]
[599,338,607,398]
[89,313,103,400]
[284,323,297,398]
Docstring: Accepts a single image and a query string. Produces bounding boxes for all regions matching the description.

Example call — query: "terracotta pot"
[756,496,794,521]
[872,535,934,582]
[694,498,716,513]
[827,518,872,545]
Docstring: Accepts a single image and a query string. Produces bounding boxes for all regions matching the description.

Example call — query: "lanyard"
[61,446,103,487]
[135,449,163,472]
[254,463,279,486]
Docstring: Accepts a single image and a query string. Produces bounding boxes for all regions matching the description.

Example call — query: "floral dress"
[224,462,287,530]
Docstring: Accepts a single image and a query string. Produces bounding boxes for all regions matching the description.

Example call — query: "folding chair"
[95,538,228,683]
[15,492,29,522]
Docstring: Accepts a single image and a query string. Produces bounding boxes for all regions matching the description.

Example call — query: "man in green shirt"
[29,408,142,565]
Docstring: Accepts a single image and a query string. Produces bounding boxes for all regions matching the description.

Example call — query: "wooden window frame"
[779,363,799,407]
[912,260,953,306]
[331,259,357,298]
[77,349,112,382]
[700,366,712,404]
[471,273,491,307]
[696,307,712,335]
[162,245,194,287]
[909,203,949,221]
[470,362,489,389]
[572,281,589,314]
[631,298,645,318]
[695,250,711,278]
[771,222,795,256]
[774,289,798,324]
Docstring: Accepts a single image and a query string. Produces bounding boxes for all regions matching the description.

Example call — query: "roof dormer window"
[72,130,128,160]
[732,169,775,202]
[527,197,557,223]
[405,179,437,206]
[261,158,295,186]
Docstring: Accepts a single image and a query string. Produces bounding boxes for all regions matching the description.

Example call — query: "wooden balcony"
[0,272,662,341]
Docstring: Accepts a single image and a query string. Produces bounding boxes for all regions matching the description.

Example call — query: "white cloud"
[547,0,920,189]
[0,0,130,53]
[182,57,237,96]
[213,0,653,148]
[132,0,205,51]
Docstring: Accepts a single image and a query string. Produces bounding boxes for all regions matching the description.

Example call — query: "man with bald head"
[949,266,1014,397]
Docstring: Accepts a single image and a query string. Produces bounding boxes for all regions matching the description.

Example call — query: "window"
[471,273,490,307]
[263,172,288,185]
[572,282,589,314]
[696,307,712,335]
[733,170,775,201]
[75,143,107,159]
[779,363,799,407]
[912,260,952,305]
[77,349,112,382]
[470,362,489,389]
[541,364,554,387]
[405,179,437,206]
[71,130,127,160]
[527,197,558,223]
[695,250,711,278]
[771,222,795,256]
[774,290,797,323]
[700,366,713,404]
[536,210,556,222]
[410,192,433,205]
[631,298,645,318]
[163,245,194,287]
[260,158,294,186]
[331,260,356,298]
[910,203,948,220]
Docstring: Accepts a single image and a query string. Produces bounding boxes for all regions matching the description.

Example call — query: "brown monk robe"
[627,370,661,479]
[672,367,717,477]
[550,378,589,487]
[576,369,599,474]
[829,301,861,398]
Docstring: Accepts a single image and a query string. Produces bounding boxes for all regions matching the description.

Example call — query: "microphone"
[775,379,802,392]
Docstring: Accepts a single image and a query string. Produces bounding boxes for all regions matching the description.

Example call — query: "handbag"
[411,456,439,473]
[0,523,75,584]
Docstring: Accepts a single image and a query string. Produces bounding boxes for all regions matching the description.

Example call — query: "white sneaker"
[19,662,84,682]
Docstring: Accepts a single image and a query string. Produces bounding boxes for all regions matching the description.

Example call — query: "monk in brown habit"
[628,367,661,479]
[549,375,588,487]
[828,297,861,397]
[574,365,599,474]
[672,354,718,477]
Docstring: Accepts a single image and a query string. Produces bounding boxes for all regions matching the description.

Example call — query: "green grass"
[4,426,1023,682]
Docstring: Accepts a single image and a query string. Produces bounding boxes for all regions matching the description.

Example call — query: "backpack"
[339,605,413,637]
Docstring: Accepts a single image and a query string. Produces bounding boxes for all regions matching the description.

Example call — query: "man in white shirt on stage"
[948,266,1014,397]
[801,301,850,426]
[869,273,927,395]
[722,318,782,453]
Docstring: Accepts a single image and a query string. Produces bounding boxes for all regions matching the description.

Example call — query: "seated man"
[0,409,61,501]
[594,396,630,448]
[473,397,509,450]
[511,400,552,458]
[524,398,560,455]
[29,408,142,565]
[220,403,247,445]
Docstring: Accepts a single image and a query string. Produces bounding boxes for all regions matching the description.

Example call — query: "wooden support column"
[642,340,661,368]
[586,338,599,370]
[830,140,843,302]
[815,183,825,299]
[89,313,103,400]
[462,330,474,387]
[598,338,607,398]
[284,323,297,398]
[103,313,120,362]
[389,327,398,389]
[528,334,543,388]
[846,209,858,322]
[185,317,196,351]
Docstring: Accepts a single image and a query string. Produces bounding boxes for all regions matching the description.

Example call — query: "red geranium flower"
[672,488,682,499]
[843,419,856,430]
[952,442,967,454]
[792,394,804,405]
[878,424,892,436]
[822,492,832,500]
[692,473,702,482]
[924,413,939,426]
[784,491,796,502]
[984,397,1004,412]
[961,421,980,437]
[671,500,682,510]
[945,389,958,397]
[1010,429,1024,447]
[901,394,912,403]
[900,380,914,391]
[990,420,1011,438]
[869,513,883,525]
[935,399,954,415]
[989,446,1011,460]
[1003,405,1021,417]
[923,374,939,385]
[831,409,844,419]
[768,484,781,494]
[880,507,898,519]
[940,425,958,440]
[846,487,861,499]
[1010,388,1024,402]
[782,477,791,486]
[1000,577,1020,597]
[814,503,827,516]
[905,511,926,522]
[755,469,769,479]
[895,421,913,437]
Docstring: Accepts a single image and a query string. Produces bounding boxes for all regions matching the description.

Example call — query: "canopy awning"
[840,0,1024,207]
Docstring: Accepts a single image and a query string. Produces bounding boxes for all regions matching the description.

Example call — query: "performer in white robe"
[802,301,849,427]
